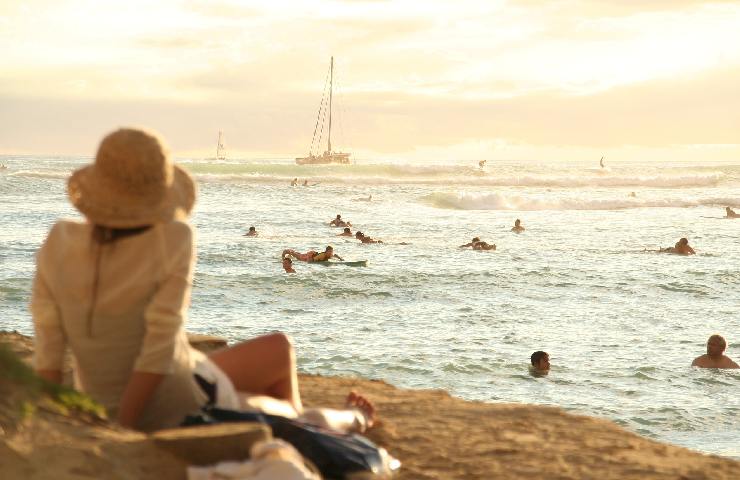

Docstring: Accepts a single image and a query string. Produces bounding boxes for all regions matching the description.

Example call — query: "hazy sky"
[1,0,739,162]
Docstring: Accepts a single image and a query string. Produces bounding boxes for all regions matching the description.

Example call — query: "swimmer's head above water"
[530,351,550,373]
[707,334,727,356]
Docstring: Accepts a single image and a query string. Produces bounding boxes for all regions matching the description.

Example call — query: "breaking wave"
[4,161,736,189]
[422,191,740,211]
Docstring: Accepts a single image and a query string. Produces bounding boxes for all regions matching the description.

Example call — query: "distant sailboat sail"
[216,131,226,161]
[296,57,351,165]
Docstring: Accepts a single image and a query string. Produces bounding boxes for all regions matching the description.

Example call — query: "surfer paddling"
[282,256,296,273]
[329,214,352,228]
[459,237,496,250]
[725,207,739,218]
[283,245,344,262]
[355,231,382,244]
[658,237,695,255]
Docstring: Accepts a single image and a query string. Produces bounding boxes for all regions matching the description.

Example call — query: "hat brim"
[68,164,196,228]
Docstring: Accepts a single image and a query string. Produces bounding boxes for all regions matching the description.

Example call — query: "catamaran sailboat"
[296,57,351,165]
[215,131,226,161]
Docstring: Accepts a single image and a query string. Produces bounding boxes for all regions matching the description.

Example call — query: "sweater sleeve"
[134,223,195,373]
[31,227,67,371]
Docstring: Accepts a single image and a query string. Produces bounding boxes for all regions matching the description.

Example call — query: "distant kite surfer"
[600,156,605,168]
[479,160,486,169]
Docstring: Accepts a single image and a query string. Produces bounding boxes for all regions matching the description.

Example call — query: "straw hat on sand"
[68,128,196,228]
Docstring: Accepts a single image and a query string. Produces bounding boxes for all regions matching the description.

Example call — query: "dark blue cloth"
[183,407,383,479]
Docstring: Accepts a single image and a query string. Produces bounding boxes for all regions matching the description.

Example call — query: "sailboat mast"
[328,56,333,154]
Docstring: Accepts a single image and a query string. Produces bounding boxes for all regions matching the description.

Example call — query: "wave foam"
[422,192,740,211]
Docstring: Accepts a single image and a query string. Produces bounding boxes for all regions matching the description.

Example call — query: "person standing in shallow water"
[691,335,739,369]
[31,128,374,433]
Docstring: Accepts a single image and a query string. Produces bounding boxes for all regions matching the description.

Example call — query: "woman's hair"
[92,225,152,244]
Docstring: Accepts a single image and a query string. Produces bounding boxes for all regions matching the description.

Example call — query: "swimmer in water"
[338,227,353,237]
[691,335,739,369]
[659,237,695,255]
[355,231,382,244]
[303,179,309,187]
[529,351,550,377]
[600,156,605,168]
[478,160,486,169]
[628,192,637,198]
[282,245,344,262]
[244,226,257,237]
[725,207,739,218]
[473,241,496,251]
[290,178,298,187]
[282,256,296,273]
[329,214,351,228]
[459,237,481,248]
[511,219,525,233]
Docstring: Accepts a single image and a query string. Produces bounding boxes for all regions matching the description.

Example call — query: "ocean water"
[1,155,739,458]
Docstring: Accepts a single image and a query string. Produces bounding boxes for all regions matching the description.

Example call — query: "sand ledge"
[2,330,738,480]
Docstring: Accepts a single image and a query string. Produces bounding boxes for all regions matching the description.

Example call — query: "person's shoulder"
[159,220,194,247]
[45,218,90,243]
[691,354,709,367]
[720,356,740,368]
[161,220,193,236]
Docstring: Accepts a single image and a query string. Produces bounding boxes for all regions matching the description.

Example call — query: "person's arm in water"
[334,253,344,261]
[687,246,696,255]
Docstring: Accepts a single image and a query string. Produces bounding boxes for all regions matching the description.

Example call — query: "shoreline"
[2,330,739,479]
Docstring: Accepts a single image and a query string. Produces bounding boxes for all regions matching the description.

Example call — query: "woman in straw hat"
[30,128,375,432]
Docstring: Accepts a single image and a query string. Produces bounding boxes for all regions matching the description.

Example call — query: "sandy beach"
[2,330,739,480]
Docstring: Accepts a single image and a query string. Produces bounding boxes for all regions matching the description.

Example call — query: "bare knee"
[264,332,295,357]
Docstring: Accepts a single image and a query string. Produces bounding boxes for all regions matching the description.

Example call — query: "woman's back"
[33,218,206,429]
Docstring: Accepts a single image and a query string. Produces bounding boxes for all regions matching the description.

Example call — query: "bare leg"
[208,333,303,413]
[299,391,376,433]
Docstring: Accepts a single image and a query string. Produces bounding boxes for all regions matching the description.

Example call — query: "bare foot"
[346,391,376,432]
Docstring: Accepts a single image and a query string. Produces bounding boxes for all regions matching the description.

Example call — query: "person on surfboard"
[283,245,344,262]
[658,237,695,255]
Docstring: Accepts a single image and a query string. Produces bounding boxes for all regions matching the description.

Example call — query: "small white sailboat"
[296,57,351,165]
[216,131,226,161]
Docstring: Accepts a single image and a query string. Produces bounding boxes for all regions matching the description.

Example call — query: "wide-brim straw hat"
[68,127,196,228]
